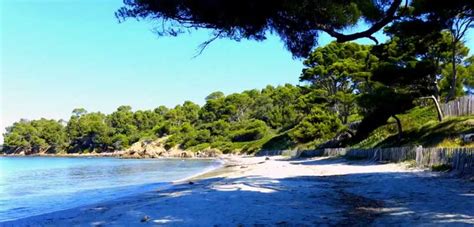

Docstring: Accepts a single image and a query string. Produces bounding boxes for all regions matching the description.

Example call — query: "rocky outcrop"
[117,138,222,159]
[117,140,168,158]
[196,148,222,158]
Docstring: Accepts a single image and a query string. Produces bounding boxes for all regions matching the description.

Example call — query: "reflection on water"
[0,157,219,221]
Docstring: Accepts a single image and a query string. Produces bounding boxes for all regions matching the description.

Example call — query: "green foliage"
[205,91,225,101]
[352,126,393,149]
[67,112,112,153]
[117,0,473,59]
[207,134,276,154]
[3,119,67,153]
[440,55,474,98]
[181,127,212,149]
[106,106,139,148]
[290,107,344,143]
[262,84,302,130]
[5,28,473,154]
[350,19,470,142]
[109,0,474,153]
[165,101,200,126]
[111,134,129,151]
[229,120,269,142]
[383,116,474,148]
[199,120,230,138]
[208,141,234,154]
[464,56,474,94]
[133,110,163,132]
[261,132,294,151]
[353,105,474,148]
[235,134,276,154]
[353,106,437,148]
[301,41,374,124]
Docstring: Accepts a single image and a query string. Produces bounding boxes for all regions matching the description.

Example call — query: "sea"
[0,156,220,222]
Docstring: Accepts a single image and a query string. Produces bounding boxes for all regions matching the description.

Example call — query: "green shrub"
[111,134,129,150]
[261,132,294,151]
[181,129,212,149]
[188,143,211,152]
[210,141,236,154]
[198,120,230,137]
[4,119,68,153]
[289,107,343,143]
[229,120,269,142]
[164,135,180,150]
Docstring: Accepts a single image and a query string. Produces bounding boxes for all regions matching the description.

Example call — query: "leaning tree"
[116,0,472,58]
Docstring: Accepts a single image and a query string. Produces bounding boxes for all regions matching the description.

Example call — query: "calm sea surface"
[0,157,220,221]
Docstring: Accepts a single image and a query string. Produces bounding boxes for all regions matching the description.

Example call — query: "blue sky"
[1,0,473,142]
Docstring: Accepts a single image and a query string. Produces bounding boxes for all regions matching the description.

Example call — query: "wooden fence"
[441,96,474,117]
[256,147,474,174]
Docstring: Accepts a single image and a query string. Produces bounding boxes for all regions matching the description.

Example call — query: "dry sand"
[2,156,473,226]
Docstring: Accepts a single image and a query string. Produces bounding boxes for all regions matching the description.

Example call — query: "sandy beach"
[2,156,474,226]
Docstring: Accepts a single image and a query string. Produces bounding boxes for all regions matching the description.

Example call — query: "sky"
[1,0,473,142]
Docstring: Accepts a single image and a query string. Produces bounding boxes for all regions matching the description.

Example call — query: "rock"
[121,138,179,158]
[265,156,270,160]
[118,137,222,159]
[197,148,222,157]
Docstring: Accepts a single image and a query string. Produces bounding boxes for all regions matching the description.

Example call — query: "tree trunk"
[418,96,443,122]
[447,41,458,102]
[430,95,444,122]
[434,81,440,103]
[392,115,402,143]
[434,56,441,102]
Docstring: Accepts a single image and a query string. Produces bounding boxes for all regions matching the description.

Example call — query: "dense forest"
[3,1,474,156]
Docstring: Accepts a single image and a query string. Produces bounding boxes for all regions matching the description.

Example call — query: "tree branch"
[322,0,402,43]
[192,31,223,58]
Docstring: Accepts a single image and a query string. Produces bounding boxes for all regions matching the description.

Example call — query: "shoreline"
[2,156,473,225]
[0,156,234,223]
[172,156,231,183]
[0,157,228,223]
[0,152,118,157]
[0,152,223,160]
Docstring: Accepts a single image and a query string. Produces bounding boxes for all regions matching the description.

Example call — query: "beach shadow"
[143,171,473,226]
[288,156,383,166]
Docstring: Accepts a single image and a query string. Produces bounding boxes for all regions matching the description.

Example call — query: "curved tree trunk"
[429,95,444,122]
[419,96,444,122]
[392,115,402,143]
[431,95,444,122]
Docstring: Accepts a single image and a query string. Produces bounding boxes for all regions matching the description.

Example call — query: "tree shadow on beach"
[285,156,384,166]
[137,170,473,226]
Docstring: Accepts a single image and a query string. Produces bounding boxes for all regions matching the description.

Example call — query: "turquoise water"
[0,157,220,222]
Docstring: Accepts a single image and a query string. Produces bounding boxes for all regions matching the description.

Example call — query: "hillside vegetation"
[354,106,474,149]
[3,28,474,155]
[2,84,337,155]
